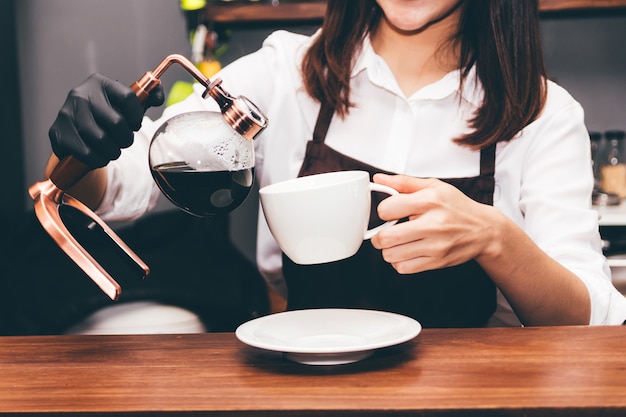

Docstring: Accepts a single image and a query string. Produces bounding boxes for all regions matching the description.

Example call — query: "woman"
[45,0,626,327]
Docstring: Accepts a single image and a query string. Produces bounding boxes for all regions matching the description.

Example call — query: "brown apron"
[282,103,497,328]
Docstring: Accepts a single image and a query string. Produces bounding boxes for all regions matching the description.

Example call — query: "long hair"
[301,0,547,148]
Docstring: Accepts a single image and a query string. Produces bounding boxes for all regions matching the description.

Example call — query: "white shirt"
[98,30,626,326]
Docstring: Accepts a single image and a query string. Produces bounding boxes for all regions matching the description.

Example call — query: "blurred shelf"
[540,0,626,12]
[204,2,326,24]
[203,0,626,24]
[595,201,626,226]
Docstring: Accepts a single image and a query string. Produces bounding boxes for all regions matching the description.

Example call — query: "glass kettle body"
[149,110,256,217]
[148,58,267,218]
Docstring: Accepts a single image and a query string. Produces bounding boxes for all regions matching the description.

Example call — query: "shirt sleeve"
[518,83,626,325]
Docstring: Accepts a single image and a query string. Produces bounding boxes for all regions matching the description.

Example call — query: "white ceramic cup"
[259,170,398,264]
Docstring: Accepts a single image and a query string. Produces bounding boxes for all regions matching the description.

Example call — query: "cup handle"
[363,183,399,240]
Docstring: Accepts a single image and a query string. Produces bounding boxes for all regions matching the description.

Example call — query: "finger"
[375,186,441,223]
[82,76,139,149]
[379,235,457,275]
[373,173,438,193]
[98,75,145,131]
[146,85,165,108]
[388,256,440,275]
[48,115,83,161]
[386,246,469,275]
[375,233,438,274]
[90,99,135,149]
[371,217,428,252]
[74,99,122,165]
[373,174,443,220]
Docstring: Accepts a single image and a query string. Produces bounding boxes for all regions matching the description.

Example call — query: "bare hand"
[370,173,498,274]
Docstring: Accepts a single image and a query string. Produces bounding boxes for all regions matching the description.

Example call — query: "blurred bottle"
[589,131,603,187]
[600,130,626,199]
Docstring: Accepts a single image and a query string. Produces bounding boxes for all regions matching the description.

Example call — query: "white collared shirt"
[99,30,626,326]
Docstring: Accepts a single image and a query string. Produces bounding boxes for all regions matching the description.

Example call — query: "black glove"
[48,73,165,169]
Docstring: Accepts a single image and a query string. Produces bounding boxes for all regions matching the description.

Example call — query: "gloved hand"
[48,73,165,169]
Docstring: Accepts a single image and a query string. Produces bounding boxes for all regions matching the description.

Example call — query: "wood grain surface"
[1,325,625,416]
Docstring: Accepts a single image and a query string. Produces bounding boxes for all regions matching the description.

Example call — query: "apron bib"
[282,104,497,327]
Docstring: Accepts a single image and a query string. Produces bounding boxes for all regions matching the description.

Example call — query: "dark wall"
[0,0,25,227]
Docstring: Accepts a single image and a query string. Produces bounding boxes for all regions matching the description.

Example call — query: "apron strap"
[312,102,335,144]
[480,143,496,177]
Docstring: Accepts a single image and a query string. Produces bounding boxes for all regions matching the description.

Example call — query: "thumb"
[146,84,165,109]
[373,173,437,193]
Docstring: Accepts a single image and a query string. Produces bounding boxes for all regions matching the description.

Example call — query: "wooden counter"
[1,325,625,416]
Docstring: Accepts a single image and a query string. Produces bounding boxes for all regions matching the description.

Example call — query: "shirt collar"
[352,34,484,107]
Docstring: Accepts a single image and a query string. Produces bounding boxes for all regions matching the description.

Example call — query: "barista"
[43,0,626,327]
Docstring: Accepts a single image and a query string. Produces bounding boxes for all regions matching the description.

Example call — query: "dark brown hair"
[301,0,547,148]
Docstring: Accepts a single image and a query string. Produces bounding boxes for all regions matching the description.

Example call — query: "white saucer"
[235,309,421,365]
